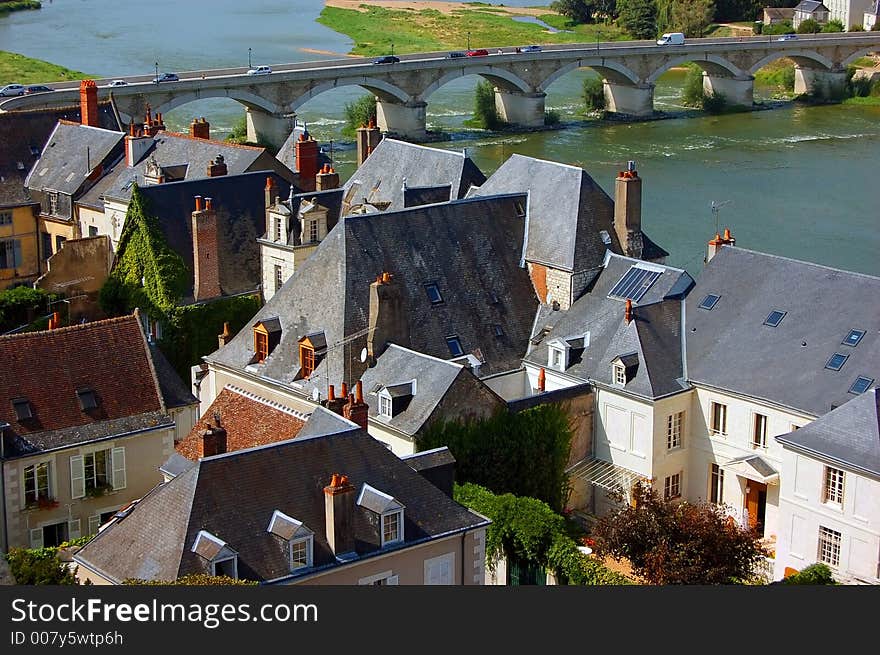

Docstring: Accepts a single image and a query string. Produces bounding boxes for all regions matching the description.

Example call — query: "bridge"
[2,33,878,146]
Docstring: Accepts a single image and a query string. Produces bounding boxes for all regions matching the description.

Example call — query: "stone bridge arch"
[647,54,744,84]
[289,77,412,112]
[149,88,281,118]
[748,50,834,74]
[416,65,532,103]
[537,59,640,91]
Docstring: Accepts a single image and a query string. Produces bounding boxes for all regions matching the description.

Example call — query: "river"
[1,0,878,275]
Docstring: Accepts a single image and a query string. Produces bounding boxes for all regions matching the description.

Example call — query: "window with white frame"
[613,363,626,385]
[424,552,455,585]
[23,461,50,507]
[358,570,399,585]
[550,347,563,371]
[664,473,681,500]
[290,536,313,571]
[70,447,125,499]
[379,394,392,418]
[84,449,111,492]
[823,466,845,506]
[710,464,724,504]
[666,412,683,449]
[752,413,768,448]
[382,510,403,546]
[710,402,727,435]
[817,526,841,568]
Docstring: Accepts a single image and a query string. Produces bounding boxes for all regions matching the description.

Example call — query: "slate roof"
[24,121,124,196]
[174,386,307,461]
[296,406,359,438]
[340,139,485,213]
[470,154,617,273]
[0,314,168,459]
[524,253,693,400]
[274,125,332,179]
[0,103,121,207]
[137,171,291,299]
[794,0,828,12]
[148,343,197,410]
[776,388,880,478]
[208,193,538,390]
[359,344,469,436]
[74,427,489,583]
[686,247,880,417]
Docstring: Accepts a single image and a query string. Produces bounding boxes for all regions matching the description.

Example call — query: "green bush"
[849,24,864,31]
[0,1,41,16]
[873,20,880,31]
[468,80,505,130]
[342,94,377,138]
[544,108,561,125]
[682,64,706,107]
[762,21,794,35]
[753,21,762,34]
[780,563,837,585]
[0,286,58,334]
[582,75,606,112]
[5,546,80,585]
[796,18,821,33]
[821,19,844,33]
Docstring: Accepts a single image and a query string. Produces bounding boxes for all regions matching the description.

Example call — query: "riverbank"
[0,1,40,16]
[0,51,89,85]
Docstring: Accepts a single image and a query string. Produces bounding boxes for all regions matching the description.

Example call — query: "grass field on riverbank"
[0,51,90,85]
[0,1,41,16]
[317,4,626,57]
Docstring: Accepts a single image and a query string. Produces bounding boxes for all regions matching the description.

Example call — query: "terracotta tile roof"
[0,313,164,441]
[176,386,307,461]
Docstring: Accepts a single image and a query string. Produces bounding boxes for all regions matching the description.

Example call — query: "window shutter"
[112,446,126,490]
[426,561,440,585]
[386,575,399,585]
[29,528,43,549]
[70,455,85,499]
[68,518,81,541]
[13,240,22,268]
[88,515,101,536]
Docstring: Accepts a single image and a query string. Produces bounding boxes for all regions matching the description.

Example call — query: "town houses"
[0,81,877,586]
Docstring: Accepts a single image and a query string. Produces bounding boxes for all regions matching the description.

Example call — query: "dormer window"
[76,388,97,411]
[379,394,392,418]
[611,353,639,386]
[252,318,282,364]
[357,483,405,548]
[376,381,415,420]
[267,510,314,572]
[298,331,326,379]
[300,344,315,377]
[191,530,239,579]
[550,346,564,371]
[614,364,626,385]
[12,397,32,420]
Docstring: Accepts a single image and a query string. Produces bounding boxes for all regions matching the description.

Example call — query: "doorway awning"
[721,454,779,485]
[567,457,646,493]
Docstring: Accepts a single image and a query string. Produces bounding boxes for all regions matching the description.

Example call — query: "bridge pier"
[702,74,754,108]
[603,82,655,118]
[245,108,295,150]
[494,90,546,127]
[794,67,848,99]
[376,100,427,140]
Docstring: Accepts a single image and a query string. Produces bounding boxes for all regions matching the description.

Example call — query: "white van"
[656,32,685,45]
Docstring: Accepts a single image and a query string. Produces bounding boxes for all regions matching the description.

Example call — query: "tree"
[820,18,844,32]
[551,0,596,24]
[5,547,79,585]
[796,18,821,33]
[468,80,506,131]
[671,0,715,37]
[583,75,607,112]
[779,563,837,585]
[618,0,659,40]
[342,94,377,138]
[592,482,768,584]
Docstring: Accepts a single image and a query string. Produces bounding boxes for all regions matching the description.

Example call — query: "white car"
[0,83,25,97]
[108,79,128,87]
[247,65,272,76]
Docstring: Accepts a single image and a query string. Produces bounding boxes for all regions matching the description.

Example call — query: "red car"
[466,49,489,57]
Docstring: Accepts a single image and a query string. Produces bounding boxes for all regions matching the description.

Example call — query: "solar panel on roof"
[825,353,848,371]
[699,294,720,310]
[849,376,873,394]
[608,266,662,302]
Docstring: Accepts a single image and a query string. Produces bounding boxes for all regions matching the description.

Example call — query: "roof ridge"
[224,384,310,420]
[382,138,465,157]
[723,246,880,282]
[0,313,138,341]
[159,131,264,151]
[385,343,464,369]
[507,152,585,172]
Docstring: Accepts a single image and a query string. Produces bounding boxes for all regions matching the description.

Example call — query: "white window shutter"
[29,528,43,549]
[88,515,101,536]
[112,446,126,490]
[386,575,399,585]
[70,455,85,499]
[68,518,81,541]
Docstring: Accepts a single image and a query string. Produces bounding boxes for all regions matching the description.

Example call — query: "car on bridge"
[24,85,53,95]
[373,55,400,64]
[777,34,798,41]
[0,83,25,97]
[247,65,272,75]
[519,45,542,53]
[445,51,466,59]
[466,49,489,57]
[153,72,179,83]
[108,79,128,87]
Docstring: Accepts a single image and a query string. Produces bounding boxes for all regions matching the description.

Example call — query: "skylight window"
[698,294,721,310]
[608,266,662,302]
[825,353,848,371]
[425,283,443,304]
[842,329,865,347]
[763,310,786,327]
[494,324,504,338]
[12,398,32,421]
[849,376,873,394]
[446,336,463,357]
[76,389,97,411]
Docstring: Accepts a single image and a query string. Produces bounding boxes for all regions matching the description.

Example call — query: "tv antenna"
[710,200,732,236]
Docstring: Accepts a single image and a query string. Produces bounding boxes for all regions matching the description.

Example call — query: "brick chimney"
[315,164,340,191]
[217,321,232,349]
[614,161,644,259]
[323,383,347,415]
[200,414,227,457]
[206,154,228,177]
[125,122,153,167]
[625,299,633,324]
[190,117,210,140]
[79,80,98,128]
[324,473,355,556]
[192,196,222,301]
[342,381,369,430]
[367,272,408,363]
[706,228,734,263]
[356,117,382,167]
[143,105,164,137]
[295,131,319,192]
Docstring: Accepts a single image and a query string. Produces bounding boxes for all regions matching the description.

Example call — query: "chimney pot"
[328,384,336,401]
[537,367,546,392]
[355,380,364,403]
[625,299,633,324]
[205,197,213,211]
[340,381,348,398]
[194,195,203,212]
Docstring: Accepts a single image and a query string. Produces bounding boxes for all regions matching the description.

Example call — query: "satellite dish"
[360,347,368,363]
[311,388,320,402]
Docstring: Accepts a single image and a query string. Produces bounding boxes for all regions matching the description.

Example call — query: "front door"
[745,482,767,536]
